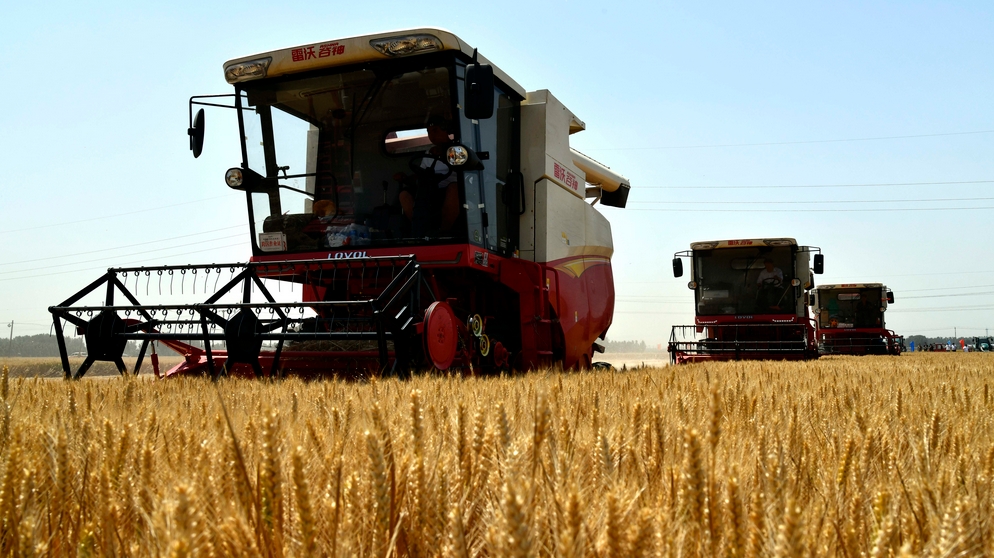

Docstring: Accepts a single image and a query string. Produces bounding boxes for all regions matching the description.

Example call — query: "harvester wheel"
[468,314,484,337]
[424,301,458,370]
[492,341,508,367]
[479,334,491,357]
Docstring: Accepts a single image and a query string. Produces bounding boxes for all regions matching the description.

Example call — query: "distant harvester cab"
[668,238,824,364]
[810,283,900,356]
[48,29,631,379]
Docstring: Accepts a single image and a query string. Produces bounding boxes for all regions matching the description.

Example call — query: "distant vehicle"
[975,337,993,352]
[895,336,906,353]
[810,283,900,356]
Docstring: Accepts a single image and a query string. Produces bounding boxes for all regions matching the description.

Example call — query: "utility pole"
[5,321,12,358]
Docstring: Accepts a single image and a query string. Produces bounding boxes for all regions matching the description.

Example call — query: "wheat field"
[0,353,991,556]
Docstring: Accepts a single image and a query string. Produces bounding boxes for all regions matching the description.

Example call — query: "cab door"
[456,62,521,256]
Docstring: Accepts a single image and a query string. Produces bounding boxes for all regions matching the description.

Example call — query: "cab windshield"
[239,62,464,253]
[816,288,883,329]
[694,246,795,315]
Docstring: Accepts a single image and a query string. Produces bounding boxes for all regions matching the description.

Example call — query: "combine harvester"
[809,283,900,355]
[668,238,824,364]
[49,29,631,379]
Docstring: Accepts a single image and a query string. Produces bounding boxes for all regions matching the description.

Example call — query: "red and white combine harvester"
[49,29,631,379]
[809,283,900,355]
[668,238,824,364]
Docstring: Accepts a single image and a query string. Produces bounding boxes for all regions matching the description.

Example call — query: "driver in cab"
[397,120,461,237]
[756,259,783,287]
[755,258,785,311]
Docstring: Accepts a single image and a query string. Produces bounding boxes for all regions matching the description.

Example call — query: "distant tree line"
[1,334,144,358]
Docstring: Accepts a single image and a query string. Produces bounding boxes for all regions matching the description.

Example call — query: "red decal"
[319,42,345,58]
[727,240,754,246]
[553,162,580,192]
[292,46,317,62]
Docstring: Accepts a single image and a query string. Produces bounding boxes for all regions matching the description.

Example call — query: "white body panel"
[519,90,614,264]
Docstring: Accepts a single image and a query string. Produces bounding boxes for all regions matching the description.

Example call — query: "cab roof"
[223,27,526,97]
[816,283,886,290]
[690,238,797,250]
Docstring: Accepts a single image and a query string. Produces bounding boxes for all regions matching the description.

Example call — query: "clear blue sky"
[2,1,993,346]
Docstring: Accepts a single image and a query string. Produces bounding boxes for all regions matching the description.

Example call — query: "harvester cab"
[809,283,900,355]
[975,337,993,352]
[668,238,823,364]
[49,29,631,379]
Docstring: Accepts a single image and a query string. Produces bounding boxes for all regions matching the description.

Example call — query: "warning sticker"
[259,232,287,252]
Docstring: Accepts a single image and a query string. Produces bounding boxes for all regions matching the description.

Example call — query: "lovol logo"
[329,251,368,260]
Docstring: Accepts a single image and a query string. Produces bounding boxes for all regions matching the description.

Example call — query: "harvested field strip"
[0,353,991,556]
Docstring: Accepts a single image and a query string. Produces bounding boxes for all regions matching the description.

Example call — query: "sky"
[1,1,993,348]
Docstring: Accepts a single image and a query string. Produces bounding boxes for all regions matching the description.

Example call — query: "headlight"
[688,281,697,289]
[766,239,794,246]
[224,57,272,84]
[370,34,441,57]
[225,168,244,188]
[791,278,801,286]
[446,145,469,166]
[690,242,717,250]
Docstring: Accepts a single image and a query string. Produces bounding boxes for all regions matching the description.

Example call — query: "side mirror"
[813,253,824,274]
[189,108,205,158]
[464,63,494,120]
[887,291,894,304]
[672,258,683,278]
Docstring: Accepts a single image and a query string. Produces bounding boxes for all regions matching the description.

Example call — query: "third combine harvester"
[809,283,900,355]
[49,29,631,378]
[668,238,824,364]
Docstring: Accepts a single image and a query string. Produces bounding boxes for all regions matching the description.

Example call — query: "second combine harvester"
[49,29,631,378]
[668,238,824,364]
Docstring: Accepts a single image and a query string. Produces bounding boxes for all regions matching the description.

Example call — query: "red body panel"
[545,255,614,369]
[239,243,615,371]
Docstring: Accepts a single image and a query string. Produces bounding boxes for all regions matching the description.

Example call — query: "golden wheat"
[0,353,991,556]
